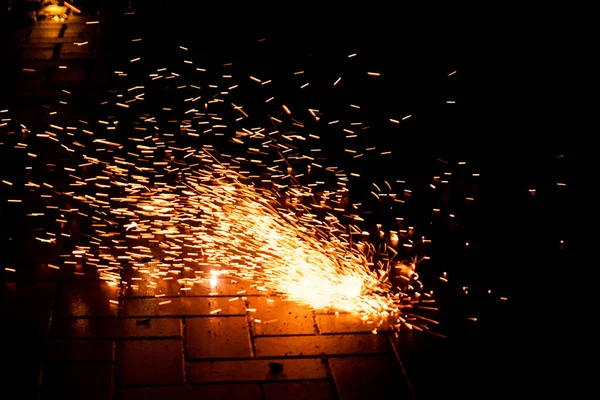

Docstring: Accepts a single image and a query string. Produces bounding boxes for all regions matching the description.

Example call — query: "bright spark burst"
[1,38,437,331]
[129,164,406,318]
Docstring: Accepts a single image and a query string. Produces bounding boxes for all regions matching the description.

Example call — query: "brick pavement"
[2,264,434,400]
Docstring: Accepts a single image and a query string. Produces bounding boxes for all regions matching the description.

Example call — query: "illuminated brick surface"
[2,270,421,399]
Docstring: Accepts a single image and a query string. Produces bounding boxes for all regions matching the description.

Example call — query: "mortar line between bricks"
[120,294,268,299]
[245,299,257,358]
[54,315,249,319]
[116,379,330,389]
[43,360,116,365]
[53,315,250,319]
[319,352,341,400]
[192,378,331,385]
[326,362,342,400]
[118,378,332,388]
[389,334,418,400]
[40,279,64,398]
[181,318,189,384]
[186,354,392,361]
[318,331,384,336]
[46,279,62,339]
[312,309,321,335]
[253,353,394,360]
[113,270,128,400]
[254,332,377,338]
[123,314,249,318]
[187,355,326,362]
[253,333,324,337]
[59,336,183,341]
[35,368,43,400]
[311,309,337,398]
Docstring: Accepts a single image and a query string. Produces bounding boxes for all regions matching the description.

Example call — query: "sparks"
[1,42,436,331]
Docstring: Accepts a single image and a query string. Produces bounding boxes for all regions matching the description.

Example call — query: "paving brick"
[41,386,113,400]
[46,339,115,361]
[60,44,93,59]
[329,355,413,400]
[21,49,55,61]
[51,67,87,82]
[186,316,252,359]
[254,334,392,357]
[57,280,119,317]
[247,297,316,335]
[115,318,182,338]
[63,25,93,39]
[125,274,259,297]
[122,297,245,316]
[189,358,328,383]
[120,384,261,400]
[0,296,54,337]
[120,340,184,386]
[185,277,260,296]
[317,313,391,334]
[64,23,96,37]
[263,380,336,400]
[41,363,114,400]
[124,278,183,297]
[29,28,62,39]
[50,317,181,338]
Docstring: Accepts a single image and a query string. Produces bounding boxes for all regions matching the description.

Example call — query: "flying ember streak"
[1,40,435,330]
